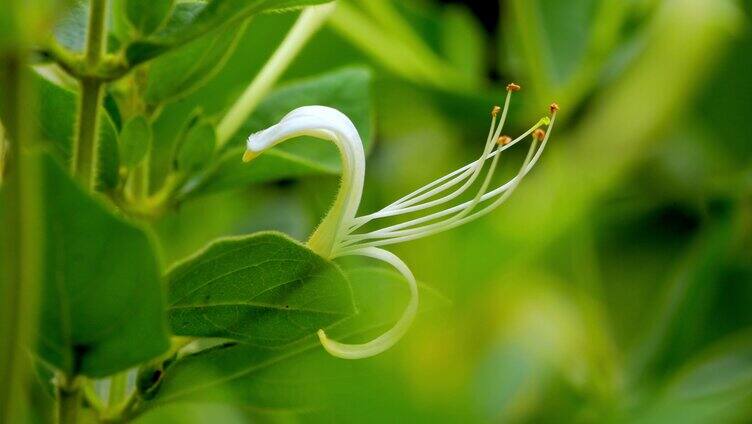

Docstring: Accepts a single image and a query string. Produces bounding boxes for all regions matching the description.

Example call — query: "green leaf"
[110,0,133,45]
[120,115,152,168]
[506,0,598,86]
[695,26,752,168]
[103,91,123,130]
[53,0,121,54]
[32,70,120,190]
[503,0,633,115]
[125,0,174,36]
[167,232,355,346]
[144,12,247,105]
[536,0,598,84]
[195,67,373,194]
[143,266,447,410]
[175,120,216,173]
[143,11,315,191]
[441,5,485,82]
[628,330,752,424]
[53,0,88,53]
[125,0,333,65]
[625,216,737,382]
[35,155,170,377]
[667,330,752,401]
[133,403,250,424]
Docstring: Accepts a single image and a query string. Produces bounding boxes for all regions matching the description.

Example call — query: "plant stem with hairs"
[0,40,42,424]
[56,376,82,424]
[71,0,107,189]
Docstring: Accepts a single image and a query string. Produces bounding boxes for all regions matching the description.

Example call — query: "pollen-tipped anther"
[506,83,521,92]
[549,102,560,114]
[498,135,512,146]
[533,129,546,140]
[491,105,501,117]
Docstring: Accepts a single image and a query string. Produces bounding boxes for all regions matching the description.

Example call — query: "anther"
[491,105,501,117]
[533,129,546,140]
[506,83,521,92]
[497,135,512,146]
[549,102,559,114]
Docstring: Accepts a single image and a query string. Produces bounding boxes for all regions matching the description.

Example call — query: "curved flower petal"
[317,247,419,359]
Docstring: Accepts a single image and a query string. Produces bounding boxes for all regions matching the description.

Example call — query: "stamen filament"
[348,116,549,231]
[384,90,513,211]
[339,111,557,252]
[339,142,508,248]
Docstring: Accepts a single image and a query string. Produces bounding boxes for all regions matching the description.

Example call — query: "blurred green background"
[141,0,752,422]
[22,0,752,422]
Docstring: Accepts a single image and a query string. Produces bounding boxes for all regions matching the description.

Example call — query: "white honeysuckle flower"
[243,84,558,359]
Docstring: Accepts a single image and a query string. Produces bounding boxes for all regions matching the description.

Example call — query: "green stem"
[56,377,82,424]
[0,122,6,184]
[85,0,107,67]
[0,52,42,424]
[82,380,105,413]
[141,146,151,198]
[108,372,128,410]
[47,38,128,81]
[100,393,140,423]
[216,3,336,147]
[71,0,107,189]
[71,77,103,188]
